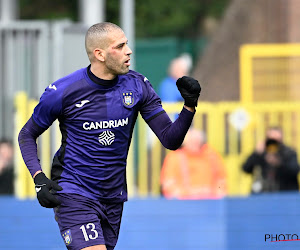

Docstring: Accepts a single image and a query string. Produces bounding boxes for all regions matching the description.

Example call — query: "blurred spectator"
[159,54,192,102]
[242,127,299,193]
[0,139,14,194]
[160,128,227,199]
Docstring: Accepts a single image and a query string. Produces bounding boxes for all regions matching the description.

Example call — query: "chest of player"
[62,87,140,131]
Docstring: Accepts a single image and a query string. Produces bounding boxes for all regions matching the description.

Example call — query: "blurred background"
[1,0,300,249]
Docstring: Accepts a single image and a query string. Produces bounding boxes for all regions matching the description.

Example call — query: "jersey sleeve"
[139,75,164,122]
[32,83,63,129]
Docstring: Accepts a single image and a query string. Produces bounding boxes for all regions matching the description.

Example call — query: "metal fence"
[240,43,300,102]
[14,94,300,199]
[0,21,49,139]
[0,21,89,141]
[8,32,300,199]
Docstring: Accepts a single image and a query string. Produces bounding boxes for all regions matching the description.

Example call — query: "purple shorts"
[53,193,124,250]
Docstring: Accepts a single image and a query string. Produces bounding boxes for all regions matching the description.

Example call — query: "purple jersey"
[32,66,164,202]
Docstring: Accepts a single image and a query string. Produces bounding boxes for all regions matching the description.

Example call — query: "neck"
[90,63,116,80]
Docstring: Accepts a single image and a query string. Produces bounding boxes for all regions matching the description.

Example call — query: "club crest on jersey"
[122,92,134,107]
[62,229,72,245]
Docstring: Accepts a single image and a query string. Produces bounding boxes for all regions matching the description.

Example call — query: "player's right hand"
[34,172,63,208]
[176,76,201,107]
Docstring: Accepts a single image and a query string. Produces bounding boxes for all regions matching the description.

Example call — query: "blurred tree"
[19,0,229,38]
[107,0,230,38]
[20,0,78,20]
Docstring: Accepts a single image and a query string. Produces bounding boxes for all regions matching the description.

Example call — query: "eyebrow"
[112,40,128,49]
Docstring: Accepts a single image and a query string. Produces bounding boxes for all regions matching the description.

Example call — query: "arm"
[18,78,64,208]
[19,80,61,177]
[140,75,200,149]
[184,105,195,113]
[147,107,194,150]
[242,152,264,174]
[278,147,300,176]
[18,117,62,208]
[148,76,200,149]
[18,117,46,177]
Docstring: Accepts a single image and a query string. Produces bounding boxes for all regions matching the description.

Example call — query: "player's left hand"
[176,76,201,107]
[34,172,63,208]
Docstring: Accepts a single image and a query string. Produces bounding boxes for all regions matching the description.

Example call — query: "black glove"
[34,172,63,208]
[176,76,201,107]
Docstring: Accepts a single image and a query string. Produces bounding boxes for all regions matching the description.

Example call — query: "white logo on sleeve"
[144,77,148,82]
[75,100,90,108]
[49,84,57,90]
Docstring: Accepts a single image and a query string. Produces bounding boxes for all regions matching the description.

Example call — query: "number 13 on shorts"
[80,223,99,241]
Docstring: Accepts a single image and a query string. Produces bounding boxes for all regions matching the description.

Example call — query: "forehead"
[107,29,127,47]
[266,129,282,138]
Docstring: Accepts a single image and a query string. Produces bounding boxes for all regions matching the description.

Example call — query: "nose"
[126,44,132,55]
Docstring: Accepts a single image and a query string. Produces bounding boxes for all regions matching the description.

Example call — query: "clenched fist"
[176,76,201,107]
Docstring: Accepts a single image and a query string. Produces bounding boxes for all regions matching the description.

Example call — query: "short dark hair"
[85,22,123,61]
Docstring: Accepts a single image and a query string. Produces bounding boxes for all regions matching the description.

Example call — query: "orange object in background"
[161,129,227,199]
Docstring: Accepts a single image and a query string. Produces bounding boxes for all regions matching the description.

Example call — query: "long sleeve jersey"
[19,66,195,202]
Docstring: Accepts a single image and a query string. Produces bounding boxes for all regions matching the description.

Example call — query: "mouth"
[124,58,130,66]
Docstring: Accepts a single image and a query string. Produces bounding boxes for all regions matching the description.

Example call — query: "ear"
[93,48,105,62]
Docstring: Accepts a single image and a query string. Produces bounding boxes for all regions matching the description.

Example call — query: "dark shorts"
[54,193,124,250]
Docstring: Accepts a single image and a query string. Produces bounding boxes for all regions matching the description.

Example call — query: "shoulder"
[122,70,149,84]
[38,67,87,107]
[120,70,154,96]
[281,144,297,155]
[41,68,87,102]
[51,67,86,91]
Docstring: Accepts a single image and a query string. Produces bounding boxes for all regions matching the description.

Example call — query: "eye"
[116,43,125,49]
[114,41,128,49]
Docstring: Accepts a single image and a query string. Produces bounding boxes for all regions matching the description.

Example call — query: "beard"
[105,54,130,76]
